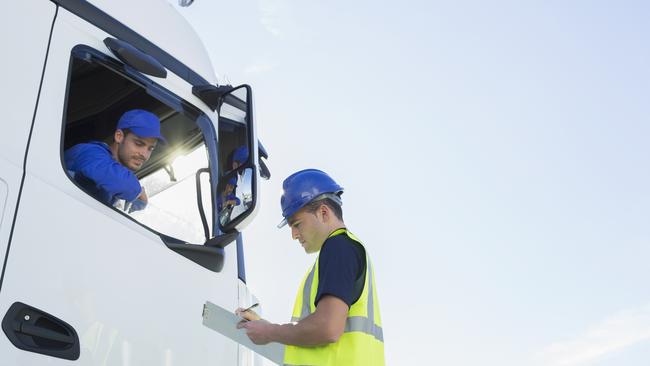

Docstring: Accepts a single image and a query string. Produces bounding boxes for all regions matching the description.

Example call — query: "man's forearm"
[240,296,348,347]
[268,297,347,347]
[269,319,337,347]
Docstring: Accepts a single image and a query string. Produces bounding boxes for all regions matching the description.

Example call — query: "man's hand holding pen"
[235,303,261,321]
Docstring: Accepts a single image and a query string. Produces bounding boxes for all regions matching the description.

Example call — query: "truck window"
[62,47,216,244]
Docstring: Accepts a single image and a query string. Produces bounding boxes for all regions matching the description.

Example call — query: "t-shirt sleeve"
[70,144,142,202]
[315,235,364,308]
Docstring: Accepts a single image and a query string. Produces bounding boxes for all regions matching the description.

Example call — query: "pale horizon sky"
[173,1,649,364]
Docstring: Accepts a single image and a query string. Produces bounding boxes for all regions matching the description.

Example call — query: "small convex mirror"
[218,168,253,226]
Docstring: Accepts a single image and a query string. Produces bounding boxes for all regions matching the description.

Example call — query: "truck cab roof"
[84,0,218,85]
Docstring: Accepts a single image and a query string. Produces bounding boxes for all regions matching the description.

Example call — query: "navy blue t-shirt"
[314,230,366,308]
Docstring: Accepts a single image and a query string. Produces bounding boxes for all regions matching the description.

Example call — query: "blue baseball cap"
[233,146,249,164]
[117,109,167,144]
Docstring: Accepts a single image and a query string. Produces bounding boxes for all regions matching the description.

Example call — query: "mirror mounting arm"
[192,84,234,111]
[205,232,239,248]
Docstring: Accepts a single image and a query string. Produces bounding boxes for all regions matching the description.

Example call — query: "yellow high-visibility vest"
[283,229,385,366]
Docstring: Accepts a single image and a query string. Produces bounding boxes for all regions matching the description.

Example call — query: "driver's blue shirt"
[64,141,142,205]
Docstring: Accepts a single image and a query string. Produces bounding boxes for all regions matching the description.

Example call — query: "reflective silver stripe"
[345,316,384,342]
[299,264,317,320]
[341,257,384,342]
[367,258,374,324]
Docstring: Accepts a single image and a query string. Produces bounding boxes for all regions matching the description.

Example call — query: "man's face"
[288,207,328,254]
[115,130,157,171]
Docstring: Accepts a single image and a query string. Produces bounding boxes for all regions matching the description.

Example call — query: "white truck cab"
[0,0,269,364]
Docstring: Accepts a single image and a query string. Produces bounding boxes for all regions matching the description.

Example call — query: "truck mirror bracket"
[192,84,235,111]
[165,242,225,273]
[205,232,239,248]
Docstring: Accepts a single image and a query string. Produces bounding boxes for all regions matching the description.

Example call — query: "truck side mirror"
[217,85,258,233]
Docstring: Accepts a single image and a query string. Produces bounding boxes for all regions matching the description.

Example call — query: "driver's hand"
[128,187,149,213]
[138,187,148,203]
[128,198,147,213]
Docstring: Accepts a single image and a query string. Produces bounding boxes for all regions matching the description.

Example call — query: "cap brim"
[150,134,167,145]
[277,218,288,229]
[129,127,167,145]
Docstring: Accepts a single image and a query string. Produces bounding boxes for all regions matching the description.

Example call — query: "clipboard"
[202,301,284,364]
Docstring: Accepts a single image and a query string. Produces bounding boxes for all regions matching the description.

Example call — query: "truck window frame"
[59,45,222,247]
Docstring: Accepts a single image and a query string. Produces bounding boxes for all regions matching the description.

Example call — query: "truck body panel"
[0,1,263,364]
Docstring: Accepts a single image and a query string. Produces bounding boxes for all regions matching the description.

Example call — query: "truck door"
[0,6,241,365]
[0,1,56,296]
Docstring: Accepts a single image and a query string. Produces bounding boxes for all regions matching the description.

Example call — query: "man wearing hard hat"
[237,169,385,365]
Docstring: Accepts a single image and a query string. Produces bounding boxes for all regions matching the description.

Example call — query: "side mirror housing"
[216,85,259,233]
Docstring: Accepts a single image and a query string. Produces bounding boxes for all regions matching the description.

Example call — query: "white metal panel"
[87,0,218,85]
[0,180,7,229]
[0,5,240,365]
[0,0,56,276]
[0,1,56,168]
[2,176,240,365]
[0,163,19,280]
[238,279,255,366]
[0,3,56,354]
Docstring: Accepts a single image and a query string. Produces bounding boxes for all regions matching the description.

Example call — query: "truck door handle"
[2,302,80,360]
[19,322,75,344]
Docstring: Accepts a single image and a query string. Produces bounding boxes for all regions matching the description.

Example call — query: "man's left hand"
[128,198,148,213]
[237,319,274,345]
[137,187,148,203]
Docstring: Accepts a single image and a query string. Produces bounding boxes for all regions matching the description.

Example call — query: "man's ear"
[114,129,124,144]
[318,204,330,223]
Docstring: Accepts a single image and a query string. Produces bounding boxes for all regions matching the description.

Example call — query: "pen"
[241,303,259,313]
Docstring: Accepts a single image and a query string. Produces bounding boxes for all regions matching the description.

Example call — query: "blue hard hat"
[278,169,343,228]
[117,109,167,144]
[233,146,249,164]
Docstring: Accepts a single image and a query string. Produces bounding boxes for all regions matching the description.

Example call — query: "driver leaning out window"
[64,109,167,212]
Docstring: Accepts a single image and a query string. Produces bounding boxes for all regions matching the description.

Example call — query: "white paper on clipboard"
[202,301,285,365]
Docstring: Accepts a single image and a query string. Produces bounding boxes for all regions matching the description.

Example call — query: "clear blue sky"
[174,1,650,364]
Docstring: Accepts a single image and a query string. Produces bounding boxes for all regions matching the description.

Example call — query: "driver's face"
[116,130,157,171]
